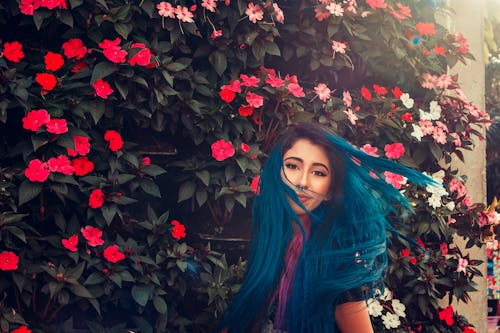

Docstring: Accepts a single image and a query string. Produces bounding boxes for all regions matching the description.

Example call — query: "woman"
[218,123,434,333]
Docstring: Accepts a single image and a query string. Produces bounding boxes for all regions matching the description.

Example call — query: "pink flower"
[245,2,264,23]
[240,74,260,87]
[384,143,405,159]
[211,29,223,39]
[361,144,379,157]
[201,0,217,12]
[265,74,285,88]
[157,1,175,18]
[456,258,468,274]
[99,38,127,63]
[45,118,68,134]
[19,0,41,15]
[343,109,358,125]
[211,139,235,161]
[432,127,447,144]
[246,92,264,108]
[314,83,331,102]
[80,225,104,246]
[343,91,352,107]
[175,5,194,23]
[366,0,386,9]
[287,83,305,98]
[315,8,331,21]
[273,3,284,22]
[332,40,347,54]
[384,171,407,189]
[326,3,343,16]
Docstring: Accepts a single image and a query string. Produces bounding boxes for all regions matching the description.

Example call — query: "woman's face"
[281,138,332,216]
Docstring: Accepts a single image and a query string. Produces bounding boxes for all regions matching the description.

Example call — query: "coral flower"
[211,139,235,161]
[88,189,105,209]
[25,159,50,182]
[103,245,126,263]
[45,118,68,134]
[81,225,104,246]
[384,143,405,159]
[0,251,19,271]
[93,78,114,99]
[62,235,78,252]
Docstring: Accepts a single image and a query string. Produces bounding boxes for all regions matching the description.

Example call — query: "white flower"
[411,124,423,141]
[445,201,456,211]
[426,184,448,197]
[400,93,414,108]
[391,299,406,318]
[430,170,445,182]
[380,288,393,301]
[428,193,443,208]
[429,100,442,120]
[367,298,383,317]
[381,312,401,329]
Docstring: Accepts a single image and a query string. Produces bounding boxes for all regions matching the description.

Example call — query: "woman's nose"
[296,171,309,189]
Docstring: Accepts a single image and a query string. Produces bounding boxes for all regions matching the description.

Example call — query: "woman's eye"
[285,163,299,170]
[313,170,327,177]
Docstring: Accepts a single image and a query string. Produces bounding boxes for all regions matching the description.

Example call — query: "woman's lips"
[297,194,311,203]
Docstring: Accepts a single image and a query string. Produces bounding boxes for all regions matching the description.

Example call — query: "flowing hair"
[217,123,436,333]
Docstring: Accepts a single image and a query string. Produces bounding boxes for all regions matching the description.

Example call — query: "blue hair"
[218,123,436,333]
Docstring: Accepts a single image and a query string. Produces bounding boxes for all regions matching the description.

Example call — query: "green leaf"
[195,170,210,186]
[5,226,27,243]
[101,204,118,224]
[58,10,74,27]
[116,174,136,184]
[265,42,281,56]
[212,50,227,76]
[131,285,150,306]
[143,165,167,177]
[89,100,106,124]
[167,62,188,72]
[95,0,109,9]
[178,180,196,202]
[69,284,94,298]
[195,189,208,207]
[114,23,133,39]
[153,296,168,314]
[91,62,118,84]
[140,179,162,198]
[18,181,43,206]
[84,272,105,285]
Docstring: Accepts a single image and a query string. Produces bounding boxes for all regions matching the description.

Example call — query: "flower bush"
[0,0,494,331]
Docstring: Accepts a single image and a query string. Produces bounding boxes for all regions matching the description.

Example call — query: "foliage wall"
[0,0,495,332]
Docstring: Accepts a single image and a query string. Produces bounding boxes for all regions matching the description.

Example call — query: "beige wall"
[448,1,488,332]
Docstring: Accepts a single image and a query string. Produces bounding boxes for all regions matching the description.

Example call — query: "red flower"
[0,251,19,271]
[265,74,285,88]
[62,235,78,252]
[250,175,260,194]
[48,155,74,175]
[401,112,412,122]
[11,326,32,333]
[35,73,57,91]
[104,130,124,152]
[19,0,41,15]
[373,84,387,95]
[62,38,87,60]
[2,41,25,62]
[415,22,435,36]
[45,118,68,134]
[103,244,126,263]
[438,305,454,326]
[409,257,417,264]
[416,237,425,249]
[93,78,114,99]
[67,136,91,156]
[141,157,151,165]
[361,86,372,100]
[401,249,410,257]
[88,189,105,209]
[241,143,250,153]
[240,74,260,87]
[25,159,50,182]
[434,45,446,55]
[211,29,223,39]
[287,83,305,98]
[128,43,155,66]
[246,92,264,108]
[44,51,64,71]
[80,225,104,246]
[40,0,66,10]
[219,88,236,103]
[440,242,448,255]
[72,156,94,176]
[463,327,476,333]
[71,61,88,73]
[238,104,254,117]
[392,86,403,98]
[171,220,186,240]
[99,38,127,63]
[252,114,264,125]
[211,139,235,161]
[22,109,50,132]
[384,142,405,159]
